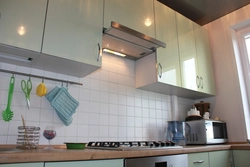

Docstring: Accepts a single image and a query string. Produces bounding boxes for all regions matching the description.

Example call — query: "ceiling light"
[17,26,26,36]
[144,18,152,27]
[103,48,126,57]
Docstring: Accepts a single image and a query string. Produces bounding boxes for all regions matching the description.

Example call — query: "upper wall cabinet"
[154,0,181,87]
[104,0,155,38]
[42,0,102,67]
[0,0,46,52]
[0,0,103,77]
[193,23,216,95]
[176,12,198,92]
[177,13,216,95]
[136,2,216,99]
[0,0,46,65]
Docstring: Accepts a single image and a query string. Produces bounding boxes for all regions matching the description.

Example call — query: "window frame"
[236,26,250,139]
[237,27,250,95]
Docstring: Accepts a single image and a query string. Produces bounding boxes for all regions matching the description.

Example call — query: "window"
[246,35,250,62]
[235,26,250,139]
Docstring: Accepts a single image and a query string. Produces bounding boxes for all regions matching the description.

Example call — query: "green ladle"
[2,75,15,122]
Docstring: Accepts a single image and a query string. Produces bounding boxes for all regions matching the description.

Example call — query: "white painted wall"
[203,4,250,142]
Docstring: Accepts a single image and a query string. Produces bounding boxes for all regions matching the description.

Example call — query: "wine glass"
[43,126,56,149]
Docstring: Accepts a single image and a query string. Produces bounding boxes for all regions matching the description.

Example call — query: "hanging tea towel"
[45,86,78,126]
[56,109,73,126]
[51,87,79,119]
[45,86,60,102]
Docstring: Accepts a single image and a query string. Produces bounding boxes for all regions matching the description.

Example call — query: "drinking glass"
[43,126,56,149]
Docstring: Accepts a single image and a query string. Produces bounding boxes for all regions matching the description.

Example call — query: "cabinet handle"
[200,76,204,89]
[97,43,101,62]
[196,76,200,88]
[193,160,204,164]
[158,63,162,78]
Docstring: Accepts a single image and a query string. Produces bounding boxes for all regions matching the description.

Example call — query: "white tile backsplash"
[0,121,9,135]
[0,53,195,145]
[109,126,118,138]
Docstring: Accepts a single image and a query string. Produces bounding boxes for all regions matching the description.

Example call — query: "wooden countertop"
[1,144,245,164]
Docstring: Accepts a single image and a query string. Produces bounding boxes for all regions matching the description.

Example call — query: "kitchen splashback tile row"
[0,53,195,144]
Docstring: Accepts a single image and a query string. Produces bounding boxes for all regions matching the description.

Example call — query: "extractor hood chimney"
[102,21,166,60]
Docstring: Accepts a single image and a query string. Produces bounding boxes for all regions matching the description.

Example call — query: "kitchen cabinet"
[177,13,216,95]
[103,0,155,38]
[209,150,232,167]
[233,150,250,167]
[177,12,198,92]
[0,0,46,66]
[0,0,103,77]
[0,163,43,167]
[188,151,232,167]
[193,23,216,95]
[154,0,181,87]
[188,152,209,167]
[45,159,123,167]
[42,0,102,67]
[0,0,46,52]
[135,2,215,99]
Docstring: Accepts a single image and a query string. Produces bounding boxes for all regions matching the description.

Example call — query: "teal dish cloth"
[45,86,78,126]
[51,87,79,120]
[45,86,60,103]
[56,109,73,126]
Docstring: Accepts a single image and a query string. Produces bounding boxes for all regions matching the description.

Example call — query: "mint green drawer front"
[0,163,43,167]
[45,159,123,167]
[188,152,209,167]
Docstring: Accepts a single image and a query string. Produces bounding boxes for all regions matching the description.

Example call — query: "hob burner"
[86,141,182,151]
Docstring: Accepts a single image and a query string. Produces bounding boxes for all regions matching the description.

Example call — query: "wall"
[0,53,194,145]
[204,4,250,142]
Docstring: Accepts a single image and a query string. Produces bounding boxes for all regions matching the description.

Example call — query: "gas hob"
[86,141,182,151]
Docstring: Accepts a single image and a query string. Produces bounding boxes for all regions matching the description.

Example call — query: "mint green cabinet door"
[0,163,43,167]
[45,159,123,167]
[104,0,155,38]
[209,150,231,167]
[194,23,216,95]
[0,0,46,52]
[177,13,199,91]
[233,150,250,167]
[188,152,209,167]
[154,1,181,87]
[42,0,103,66]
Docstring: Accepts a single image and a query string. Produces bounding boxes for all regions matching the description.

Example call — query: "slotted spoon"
[2,75,15,122]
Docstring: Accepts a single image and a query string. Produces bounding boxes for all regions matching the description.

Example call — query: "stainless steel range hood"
[102,21,166,60]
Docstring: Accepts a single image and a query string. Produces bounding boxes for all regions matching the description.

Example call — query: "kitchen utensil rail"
[0,69,83,86]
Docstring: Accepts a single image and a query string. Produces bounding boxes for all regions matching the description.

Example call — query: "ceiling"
[157,0,250,25]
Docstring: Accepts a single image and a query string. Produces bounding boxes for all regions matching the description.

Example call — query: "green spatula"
[2,75,15,122]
